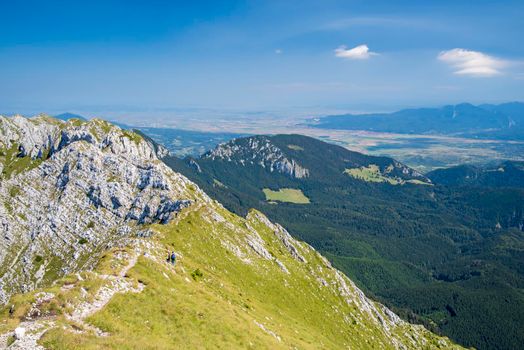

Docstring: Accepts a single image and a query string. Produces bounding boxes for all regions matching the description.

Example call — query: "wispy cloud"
[335,44,377,60]
[325,17,438,31]
[514,73,524,80]
[438,48,507,77]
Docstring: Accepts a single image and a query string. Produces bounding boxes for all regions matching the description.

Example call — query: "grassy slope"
[263,188,310,204]
[344,165,402,185]
[1,204,462,349]
[344,165,431,186]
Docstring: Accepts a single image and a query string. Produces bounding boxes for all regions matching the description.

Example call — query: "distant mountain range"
[53,112,87,121]
[311,102,524,140]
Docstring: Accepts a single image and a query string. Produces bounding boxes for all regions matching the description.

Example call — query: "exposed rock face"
[390,160,427,180]
[0,115,61,161]
[0,115,198,303]
[247,210,307,263]
[204,136,309,178]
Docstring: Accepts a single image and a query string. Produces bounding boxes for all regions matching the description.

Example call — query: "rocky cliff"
[0,115,195,303]
[204,136,310,178]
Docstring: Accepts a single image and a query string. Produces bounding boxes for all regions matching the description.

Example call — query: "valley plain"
[118,108,524,173]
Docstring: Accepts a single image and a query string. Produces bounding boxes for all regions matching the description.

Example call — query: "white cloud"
[438,48,507,77]
[275,49,282,54]
[335,44,377,60]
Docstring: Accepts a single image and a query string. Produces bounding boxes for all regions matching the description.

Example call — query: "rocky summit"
[0,115,194,303]
[0,116,462,349]
[204,136,310,178]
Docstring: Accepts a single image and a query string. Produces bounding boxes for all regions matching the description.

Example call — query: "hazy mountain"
[312,102,524,140]
[53,112,87,121]
[0,116,460,349]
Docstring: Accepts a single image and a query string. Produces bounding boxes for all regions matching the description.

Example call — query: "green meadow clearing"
[262,188,310,204]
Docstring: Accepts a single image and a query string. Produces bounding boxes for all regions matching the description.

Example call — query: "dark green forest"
[162,134,524,350]
[427,161,524,188]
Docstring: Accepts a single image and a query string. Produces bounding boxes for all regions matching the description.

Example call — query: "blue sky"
[1,0,523,116]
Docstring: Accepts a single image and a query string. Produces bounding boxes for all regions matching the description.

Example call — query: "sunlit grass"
[262,188,310,204]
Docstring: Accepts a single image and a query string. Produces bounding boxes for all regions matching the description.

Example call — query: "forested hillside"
[428,161,524,188]
[163,134,524,350]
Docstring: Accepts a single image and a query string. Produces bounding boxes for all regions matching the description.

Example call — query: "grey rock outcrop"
[204,136,309,178]
[0,115,200,303]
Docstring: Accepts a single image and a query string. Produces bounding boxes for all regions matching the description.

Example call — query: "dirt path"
[0,203,201,349]
[0,320,54,350]
[0,248,144,349]
[66,250,144,336]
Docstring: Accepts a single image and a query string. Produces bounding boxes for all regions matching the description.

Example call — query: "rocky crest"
[204,136,309,178]
[0,118,462,349]
[0,115,200,303]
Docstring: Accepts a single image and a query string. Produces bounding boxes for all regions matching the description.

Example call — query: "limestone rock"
[0,115,201,303]
[14,327,25,340]
[204,136,309,178]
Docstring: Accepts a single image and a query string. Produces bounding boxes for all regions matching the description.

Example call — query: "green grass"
[9,186,21,197]
[0,144,44,180]
[6,335,15,346]
[122,129,143,145]
[344,165,402,185]
[262,188,310,204]
[29,205,462,349]
[287,144,304,151]
[68,118,86,127]
[213,179,227,188]
[38,208,353,349]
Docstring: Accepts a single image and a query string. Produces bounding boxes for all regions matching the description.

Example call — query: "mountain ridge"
[0,115,196,303]
[311,102,524,140]
[196,134,430,185]
[0,116,462,349]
